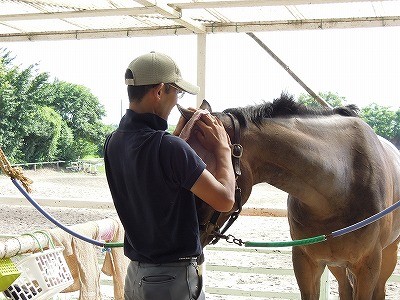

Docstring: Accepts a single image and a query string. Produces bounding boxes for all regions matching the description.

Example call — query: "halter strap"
[205,112,243,245]
[227,112,243,177]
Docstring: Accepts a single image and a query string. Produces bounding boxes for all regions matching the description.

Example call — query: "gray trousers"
[124,259,205,300]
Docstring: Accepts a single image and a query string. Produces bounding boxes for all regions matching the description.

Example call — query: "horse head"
[176,101,254,247]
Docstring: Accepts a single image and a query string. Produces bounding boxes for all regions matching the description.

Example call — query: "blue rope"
[330,200,400,238]
[11,178,400,248]
[11,178,106,248]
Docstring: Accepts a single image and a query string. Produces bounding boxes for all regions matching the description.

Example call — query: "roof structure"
[1,0,399,106]
[1,0,400,42]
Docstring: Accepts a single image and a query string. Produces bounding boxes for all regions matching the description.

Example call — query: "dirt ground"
[0,169,399,299]
[0,169,287,235]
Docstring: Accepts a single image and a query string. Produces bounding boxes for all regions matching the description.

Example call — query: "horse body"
[179,94,400,299]
[234,107,400,299]
[254,116,400,299]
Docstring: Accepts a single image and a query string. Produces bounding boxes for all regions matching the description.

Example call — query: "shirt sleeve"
[160,134,206,190]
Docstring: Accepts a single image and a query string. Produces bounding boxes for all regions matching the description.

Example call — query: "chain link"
[213,232,244,246]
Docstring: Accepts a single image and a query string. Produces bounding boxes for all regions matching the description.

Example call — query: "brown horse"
[178,93,400,300]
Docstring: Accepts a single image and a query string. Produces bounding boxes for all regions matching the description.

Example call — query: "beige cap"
[125,51,200,95]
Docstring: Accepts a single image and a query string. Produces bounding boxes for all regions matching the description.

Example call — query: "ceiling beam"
[0,3,205,33]
[171,0,396,9]
[134,0,205,33]
[207,16,400,32]
[0,7,174,21]
[0,16,399,42]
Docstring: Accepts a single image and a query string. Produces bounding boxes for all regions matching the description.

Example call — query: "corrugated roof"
[0,0,399,41]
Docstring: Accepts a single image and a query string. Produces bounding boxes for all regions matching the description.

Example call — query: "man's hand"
[173,108,196,136]
[194,114,231,154]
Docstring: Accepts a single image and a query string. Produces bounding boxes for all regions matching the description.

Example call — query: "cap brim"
[175,79,200,95]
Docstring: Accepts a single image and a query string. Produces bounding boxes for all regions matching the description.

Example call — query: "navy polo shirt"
[104,109,206,263]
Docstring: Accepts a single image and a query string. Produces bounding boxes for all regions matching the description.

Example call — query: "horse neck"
[243,117,349,211]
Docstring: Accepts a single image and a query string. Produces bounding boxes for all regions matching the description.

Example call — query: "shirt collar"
[119,109,168,131]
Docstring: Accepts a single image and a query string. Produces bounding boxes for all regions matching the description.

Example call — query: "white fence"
[11,160,65,171]
[203,245,400,299]
[66,159,104,174]
[1,243,400,299]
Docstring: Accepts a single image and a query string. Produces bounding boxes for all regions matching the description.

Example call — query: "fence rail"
[66,159,103,174]
[11,160,65,171]
[1,242,399,299]
[203,245,400,299]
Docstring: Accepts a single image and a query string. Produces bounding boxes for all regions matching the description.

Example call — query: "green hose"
[105,234,328,248]
[245,234,326,247]
[104,242,124,248]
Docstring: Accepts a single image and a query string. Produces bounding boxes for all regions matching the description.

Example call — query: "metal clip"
[230,144,243,158]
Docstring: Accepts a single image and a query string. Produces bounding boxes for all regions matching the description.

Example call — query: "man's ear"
[148,83,164,101]
[155,83,164,98]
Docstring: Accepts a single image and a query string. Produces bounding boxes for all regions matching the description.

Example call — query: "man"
[104,51,235,300]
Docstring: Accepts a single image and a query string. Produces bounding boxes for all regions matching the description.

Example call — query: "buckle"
[230,144,243,158]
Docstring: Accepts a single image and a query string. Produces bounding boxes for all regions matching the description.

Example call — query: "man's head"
[125,52,199,102]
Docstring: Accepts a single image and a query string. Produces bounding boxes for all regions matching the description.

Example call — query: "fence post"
[319,267,330,300]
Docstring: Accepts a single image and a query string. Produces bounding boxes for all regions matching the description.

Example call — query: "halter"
[199,112,244,245]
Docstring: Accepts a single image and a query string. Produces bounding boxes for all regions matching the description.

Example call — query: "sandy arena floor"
[0,169,399,299]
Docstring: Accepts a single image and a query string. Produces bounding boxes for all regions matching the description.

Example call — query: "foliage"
[23,106,62,162]
[360,103,398,140]
[49,80,108,158]
[0,48,114,164]
[167,124,176,134]
[297,91,347,108]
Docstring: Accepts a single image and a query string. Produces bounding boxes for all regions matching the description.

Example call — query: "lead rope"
[214,199,400,247]
[0,147,123,249]
[0,147,32,193]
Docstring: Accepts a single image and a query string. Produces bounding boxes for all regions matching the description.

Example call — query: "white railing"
[1,243,399,299]
[11,160,65,171]
[66,159,103,174]
[203,245,400,300]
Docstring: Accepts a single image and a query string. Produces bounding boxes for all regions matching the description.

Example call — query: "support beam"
[206,16,400,33]
[135,0,206,33]
[0,16,399,42]
[172,0,396,9]
[0,7,158,22]
[247,32,331,108]
[197,34,207,107]
[0,3,205,34]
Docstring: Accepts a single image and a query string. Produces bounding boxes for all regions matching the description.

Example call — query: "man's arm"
[190,114,235,212]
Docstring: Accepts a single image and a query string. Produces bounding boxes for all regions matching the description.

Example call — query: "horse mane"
[223,92,359,128]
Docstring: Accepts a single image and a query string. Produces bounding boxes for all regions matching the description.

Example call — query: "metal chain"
[213,232,244,246]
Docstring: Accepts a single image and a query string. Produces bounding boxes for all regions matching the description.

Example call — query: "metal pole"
[197,34,207,107]
[246,32,332,109]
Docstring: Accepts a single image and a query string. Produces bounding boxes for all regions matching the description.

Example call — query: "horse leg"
[292,247,325,300]
[350,247,382,300]
[373,239,399,299]
[327,266,353,300]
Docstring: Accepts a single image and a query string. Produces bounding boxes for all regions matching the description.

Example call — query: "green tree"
[56,120,75,161]
[297,91,346,108]
[49,80,107,158]
[0,48,112,163]
[23,106,62,162]
[0,59,22,162]
[360,103,397,140]
[0,50,51,162]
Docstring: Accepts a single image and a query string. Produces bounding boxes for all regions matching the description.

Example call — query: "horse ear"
[176,104,193,120]
[176,100,213,120]
[199,99,212,112]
